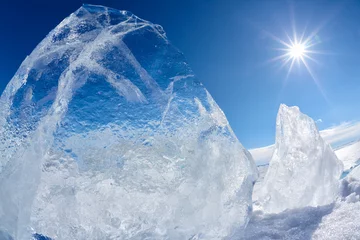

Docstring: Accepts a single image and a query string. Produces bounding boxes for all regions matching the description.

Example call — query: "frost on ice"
[0,4,258,239]
[257,104,343,213]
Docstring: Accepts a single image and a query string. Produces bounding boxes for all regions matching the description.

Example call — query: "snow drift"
[0,4,258,239]
[257,104,343,213]
[312,165,360,239]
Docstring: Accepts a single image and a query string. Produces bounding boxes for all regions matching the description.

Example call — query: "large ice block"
[0,4,257,239]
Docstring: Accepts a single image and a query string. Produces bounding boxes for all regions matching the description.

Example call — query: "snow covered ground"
[335,140,360,171]
[234,200,360,240]
[243,168,360,239]
[244,139,360,240]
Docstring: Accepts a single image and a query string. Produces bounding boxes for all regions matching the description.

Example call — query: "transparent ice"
[0,4,258,239]
[257,104,343,213]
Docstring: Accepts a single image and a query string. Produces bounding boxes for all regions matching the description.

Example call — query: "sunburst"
[273,31,320,78]
[266,26,329,101]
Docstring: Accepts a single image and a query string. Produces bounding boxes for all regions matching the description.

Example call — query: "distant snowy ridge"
[335,140,360,171]
[250,126,360,171]
[251,139,360,172]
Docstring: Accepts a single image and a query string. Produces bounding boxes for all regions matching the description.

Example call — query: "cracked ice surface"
[0,4,257,239]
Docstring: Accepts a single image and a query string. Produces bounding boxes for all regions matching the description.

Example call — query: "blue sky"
[1,0,360,149]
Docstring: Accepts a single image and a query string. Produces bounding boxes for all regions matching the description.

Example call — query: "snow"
[348,165,360,180]
[256,104,344,213]
[335,140,360,171]
[312,167,360,239]
[312,201,360,239]
[0,4,257,239]
[241,162,360,240]
[248,163,360,240]
[235,204,335,240]
[235,199,360,240]
[248,129,360,240]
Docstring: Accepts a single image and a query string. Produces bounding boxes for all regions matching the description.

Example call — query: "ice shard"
[257,104,343,213]
[0,4,258,239]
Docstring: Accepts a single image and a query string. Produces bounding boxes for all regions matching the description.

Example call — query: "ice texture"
[257,104,343,213]
[0,4,258,239]
[340,165,360,203]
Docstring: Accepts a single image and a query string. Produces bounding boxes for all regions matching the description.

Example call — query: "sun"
[267,31,321,79]
[265,26,330,101]
[289,43,306,59]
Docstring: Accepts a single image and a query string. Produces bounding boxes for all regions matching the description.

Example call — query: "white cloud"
[249,121,360,165]
[316,119,323,123]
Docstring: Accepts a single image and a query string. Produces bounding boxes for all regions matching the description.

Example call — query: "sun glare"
[289,43,305,58]
[266,24,329,101]
[268,30,321,79]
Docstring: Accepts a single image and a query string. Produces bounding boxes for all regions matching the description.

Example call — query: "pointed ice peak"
[276,104,321,148]
[277,104,301,124]
[81,3,132,14]
[257,104,343,213]
[74,4,141,28]
[279,103,299,112]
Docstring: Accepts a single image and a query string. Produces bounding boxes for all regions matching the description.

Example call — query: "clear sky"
[1,0,360,149]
